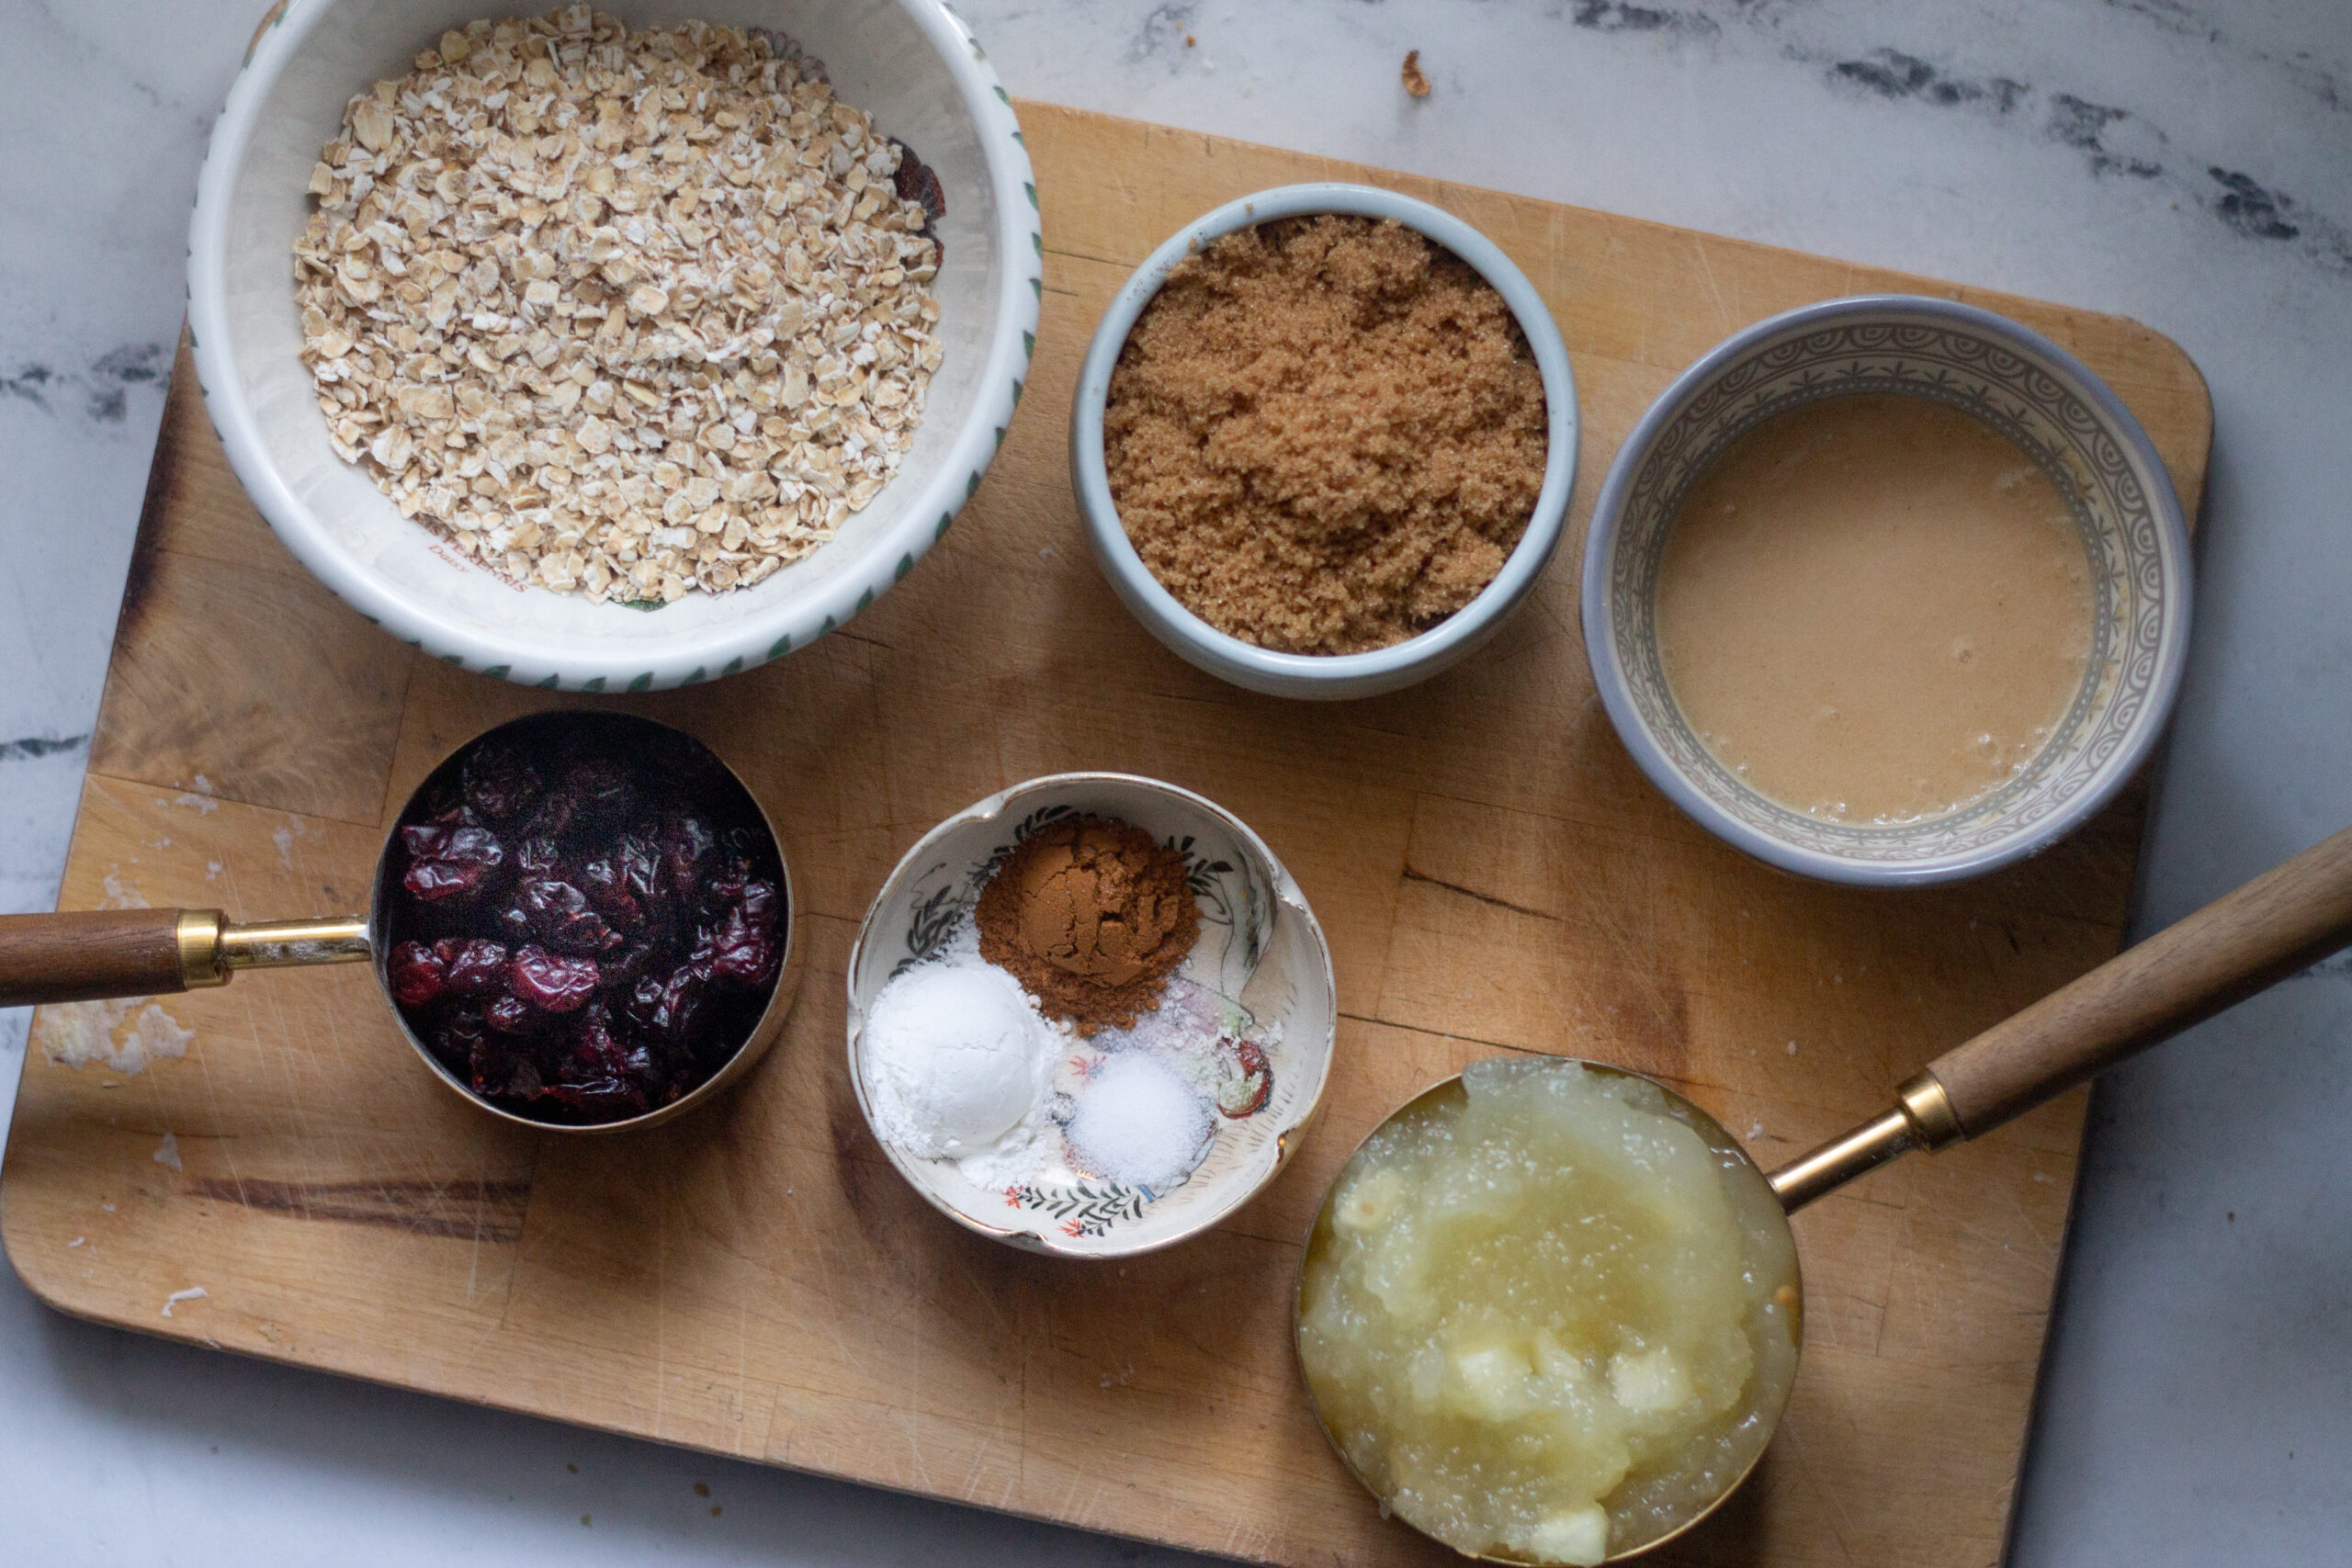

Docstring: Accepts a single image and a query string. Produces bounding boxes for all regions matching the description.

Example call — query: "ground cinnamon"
[976,817,1200,1035]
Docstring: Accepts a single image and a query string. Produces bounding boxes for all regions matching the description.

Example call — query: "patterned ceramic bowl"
[189,0,1040,692]
[846,773,1336,1257]
[1582,296,2193,886]
[1071,183,1579,701]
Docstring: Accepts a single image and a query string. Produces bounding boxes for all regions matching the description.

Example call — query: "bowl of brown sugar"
[1071,185,1577,700]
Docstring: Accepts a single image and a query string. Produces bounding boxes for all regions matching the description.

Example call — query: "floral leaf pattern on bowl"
[1003,1179,1150,1238]
[1169,833,1267,995]
[896,880,969,976]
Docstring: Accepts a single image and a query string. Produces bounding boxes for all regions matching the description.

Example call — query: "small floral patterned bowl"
[1581,295,2193,886]
[846,773,1336,1257]
[189,0,1040,692]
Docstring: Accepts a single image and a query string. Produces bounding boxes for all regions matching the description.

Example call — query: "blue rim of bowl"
[1069,183,1579,695]
[187,0,1042,693]
[1580,293,2195,887]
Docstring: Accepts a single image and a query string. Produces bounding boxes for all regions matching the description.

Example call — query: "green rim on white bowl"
[190,0,1042,692]
[1069,183,1579,702]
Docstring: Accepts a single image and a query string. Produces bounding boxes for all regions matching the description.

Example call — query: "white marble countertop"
[4,1,2348,1562]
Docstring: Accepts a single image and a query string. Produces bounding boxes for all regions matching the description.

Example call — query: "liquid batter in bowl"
[1655,393,2094,824]
[1297,1058,1799,1564]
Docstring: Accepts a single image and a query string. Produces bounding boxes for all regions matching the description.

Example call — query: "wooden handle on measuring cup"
[0,909,229,1009]
[1924,824,2352,1138]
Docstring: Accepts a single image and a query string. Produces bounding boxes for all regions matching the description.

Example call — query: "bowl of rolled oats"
[189,2,1041,691]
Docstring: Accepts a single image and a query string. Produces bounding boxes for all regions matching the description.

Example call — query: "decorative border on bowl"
[188,0,1044,692]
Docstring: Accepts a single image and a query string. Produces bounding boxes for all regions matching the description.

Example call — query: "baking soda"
[864,952,1057,1164]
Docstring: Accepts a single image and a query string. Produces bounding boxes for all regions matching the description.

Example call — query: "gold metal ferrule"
[1764,1068,1963,1213]
[175,909,228,989]
[1894,1067,1962,1150]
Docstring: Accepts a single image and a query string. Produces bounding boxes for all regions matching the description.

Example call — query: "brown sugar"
[1102,215,1548,656]
[977,817,1201,1036]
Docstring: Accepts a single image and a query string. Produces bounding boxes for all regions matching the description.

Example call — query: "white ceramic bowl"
[1582,295,2194,886]
[1069,183,1579,701]
[846,773,1336,1258]
[190,0,1040,692]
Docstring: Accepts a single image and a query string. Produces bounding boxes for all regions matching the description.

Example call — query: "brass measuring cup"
[0,711,803,1133]
[1301,823,2352,1562]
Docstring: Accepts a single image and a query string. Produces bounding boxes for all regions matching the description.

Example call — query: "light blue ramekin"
[1069,183,1579,701]
[1581,294,2194,886]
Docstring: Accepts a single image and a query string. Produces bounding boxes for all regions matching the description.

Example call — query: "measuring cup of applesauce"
[1299,824,2352,1563]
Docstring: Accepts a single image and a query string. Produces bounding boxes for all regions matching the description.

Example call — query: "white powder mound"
[864,958,1056,1162]
[1066,1052,1215,1191]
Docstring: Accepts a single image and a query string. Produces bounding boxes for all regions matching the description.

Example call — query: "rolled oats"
[293,5,944,604]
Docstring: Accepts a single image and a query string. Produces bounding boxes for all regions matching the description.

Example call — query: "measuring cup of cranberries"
[374,710,798,1130]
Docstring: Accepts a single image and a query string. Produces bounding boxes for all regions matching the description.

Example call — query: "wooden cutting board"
[3,104,2209,1568]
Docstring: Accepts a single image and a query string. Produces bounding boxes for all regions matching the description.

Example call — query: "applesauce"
[1297,1058,1799,1564]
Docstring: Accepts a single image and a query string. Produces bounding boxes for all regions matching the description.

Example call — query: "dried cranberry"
[523,790,574,840]
[516,876,586,923]
[469,1033,538,1100]
[599,938,660,987]
[401,823,505,901]
[736,878,779,924]
[619,835,662,898]
[434,938,509,995]
[388,941,447,1009]
[507,876,621,955]
[703,901,779,988]
[628,964,705,1043]
[483,992,537,1034]
[701,857,760,917]
[565,756,637,818]
[509,945,600,1012]
[581,856,642,928]
[461,741,545,823]
[567,1003,651,1081]
[515,836,561,877]
[662,815,714,894]
[427,1006,484,1078]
